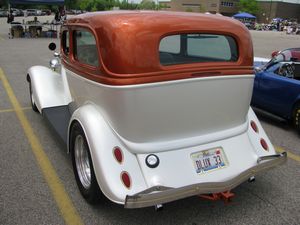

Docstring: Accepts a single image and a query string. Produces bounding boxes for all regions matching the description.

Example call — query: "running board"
[252,107,287,123]
[42,105,71,146]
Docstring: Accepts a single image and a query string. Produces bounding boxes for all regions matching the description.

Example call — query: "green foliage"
[74,0,158,11]
[159,3,168,10]
[237,0,260,15]
[138,0,156,10]
[78,0,116,11]
[0,0,8,9]
[65,0,79,9]
[79,0,93,11]
[185,7,193,12]
[117,0,138,10]
[199,4,206,13]
[1,0,158,11]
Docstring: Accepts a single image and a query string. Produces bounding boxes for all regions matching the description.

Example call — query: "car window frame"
[62,29,70,56]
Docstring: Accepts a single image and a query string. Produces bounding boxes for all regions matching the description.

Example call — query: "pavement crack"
[241,185,295,225]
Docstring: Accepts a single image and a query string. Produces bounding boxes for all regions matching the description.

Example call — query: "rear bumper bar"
[125,152,287,208]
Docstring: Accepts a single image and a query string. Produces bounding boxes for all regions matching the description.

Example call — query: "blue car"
[252,48,300,131]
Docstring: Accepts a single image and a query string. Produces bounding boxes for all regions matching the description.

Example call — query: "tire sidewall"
[29,81,38,112]
[70,122,101,204]
[293,104,300,133]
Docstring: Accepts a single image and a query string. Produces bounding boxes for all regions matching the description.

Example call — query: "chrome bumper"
[125,152,287,208]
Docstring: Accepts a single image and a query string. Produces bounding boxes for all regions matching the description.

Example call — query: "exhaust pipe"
[155,204,163,211]
[248,176,255,183]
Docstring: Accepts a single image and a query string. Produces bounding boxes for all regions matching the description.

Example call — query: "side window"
[159,35,180,54]
[73,30,99,67]
[62,30,69,55]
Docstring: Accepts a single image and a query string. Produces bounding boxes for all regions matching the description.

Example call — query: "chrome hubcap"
[74,135,91,189]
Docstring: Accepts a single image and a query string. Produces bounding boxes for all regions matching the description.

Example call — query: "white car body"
[27,11,286,208]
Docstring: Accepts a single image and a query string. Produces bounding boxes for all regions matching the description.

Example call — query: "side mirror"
[271,51,279,58]
[48,42,56,51]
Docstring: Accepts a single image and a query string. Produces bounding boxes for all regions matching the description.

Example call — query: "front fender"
[27,65,71,112]
[69,104,147,204]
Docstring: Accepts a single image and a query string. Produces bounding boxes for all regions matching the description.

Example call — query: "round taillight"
[260,138,269,151]
[113,146,123,163]
[121,171,131,189]
[250,120,259,133]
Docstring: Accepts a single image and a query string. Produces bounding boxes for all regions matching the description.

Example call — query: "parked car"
[27,11,286,209]
[25,9,37,16]
[11,8,24,17]
[41,9,51,16]
[36,9,42,16]
[0,9,8,17]
[252,48,300,131]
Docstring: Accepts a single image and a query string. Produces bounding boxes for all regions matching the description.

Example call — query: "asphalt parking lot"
[0,16,300,225]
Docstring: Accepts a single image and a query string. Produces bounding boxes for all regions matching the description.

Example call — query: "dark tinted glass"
[74,30,99,67]
[159,34,238,66]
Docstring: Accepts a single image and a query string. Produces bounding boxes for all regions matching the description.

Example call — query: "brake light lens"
[260,138,269,151]
[250,120,259,133]
[121,171,131,189]
[113,146,123,163]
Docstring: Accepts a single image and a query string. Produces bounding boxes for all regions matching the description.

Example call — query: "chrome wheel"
[74,135,91,189]
[71,122,102,204]
[293,104,300,133]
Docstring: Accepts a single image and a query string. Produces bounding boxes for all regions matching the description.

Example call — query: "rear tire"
[28,78,38,112]
[70,122,102,204]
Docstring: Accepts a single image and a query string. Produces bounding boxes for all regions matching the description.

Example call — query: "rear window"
[159,34,238,66]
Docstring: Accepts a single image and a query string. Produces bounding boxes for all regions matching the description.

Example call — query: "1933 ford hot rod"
[26,11,286,209]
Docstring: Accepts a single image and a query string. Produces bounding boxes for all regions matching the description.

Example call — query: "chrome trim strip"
[257,153,286,163]
[125,152,287,208]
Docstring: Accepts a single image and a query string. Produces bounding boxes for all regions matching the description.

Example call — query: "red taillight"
[121,171,131,189]
[113,146,123,163]
[260,138,269,151]
[250,120,259,133]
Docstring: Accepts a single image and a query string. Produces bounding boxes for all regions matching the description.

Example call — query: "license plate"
[191,147,228,174]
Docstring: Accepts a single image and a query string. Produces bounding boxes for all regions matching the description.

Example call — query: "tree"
[65,0,78,9]
[185,7,193,12]
[0,0,8,8]
[79,0,93,11]
[138,0,156,10]
[199,4,206,13]
[78,0,117,11]
[237,0,260,15]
